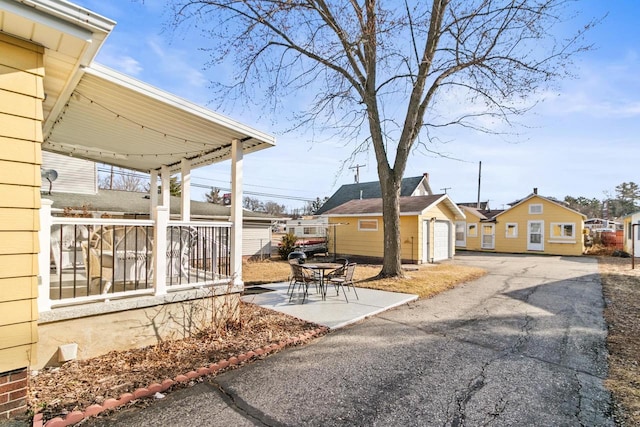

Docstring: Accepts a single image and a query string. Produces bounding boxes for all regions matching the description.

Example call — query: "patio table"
[303,263,342,300]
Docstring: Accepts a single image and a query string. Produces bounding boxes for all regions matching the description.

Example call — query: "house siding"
[0,33,43,417]
[242,223,272,258]
[328,202,458,263]
[329,215,385,258]
[622,213,640,257]
[493,196,584,256]
[41,151,97,195]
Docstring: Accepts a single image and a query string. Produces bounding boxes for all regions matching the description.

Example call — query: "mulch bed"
[28,302,320,423]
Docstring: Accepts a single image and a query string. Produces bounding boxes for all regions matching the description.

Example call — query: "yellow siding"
[0,345,37,374]
[0,34,43,371]
[463,222,483,251]
[400,216,419,263]
[0,277,38,304]
[0,232,39,254]
[0,160,41,186]
[494,195,584,256]
[0,136,41,164]
[0,208,39,231]
[329,201,459,263]
[330,216,385,258]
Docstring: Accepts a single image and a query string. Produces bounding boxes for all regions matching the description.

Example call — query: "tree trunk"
[378,168,403,278]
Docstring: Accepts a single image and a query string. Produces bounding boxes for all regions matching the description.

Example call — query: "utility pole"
[477,161,482,209]
[440,187,451,194]
[349,164,366,183]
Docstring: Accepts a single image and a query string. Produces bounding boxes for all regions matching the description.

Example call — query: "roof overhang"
[43,63,276,173]
[2,0,275,174]
[0,0,115,131]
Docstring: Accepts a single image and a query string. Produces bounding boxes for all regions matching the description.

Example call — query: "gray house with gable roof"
[315,173,433,215]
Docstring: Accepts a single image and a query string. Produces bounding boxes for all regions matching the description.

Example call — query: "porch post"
[153,205,168,295]
[231,138,243,285]
[160,165,170,208]
[149,169,158,215]
[38,199,53,312]
[181,158,191,221]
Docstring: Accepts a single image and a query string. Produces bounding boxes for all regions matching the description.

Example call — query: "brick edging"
[32,326,328,427]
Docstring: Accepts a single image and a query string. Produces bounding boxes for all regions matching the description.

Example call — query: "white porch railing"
[39,200,232,311]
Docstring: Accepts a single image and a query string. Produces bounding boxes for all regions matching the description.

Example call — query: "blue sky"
[74,1,639,211]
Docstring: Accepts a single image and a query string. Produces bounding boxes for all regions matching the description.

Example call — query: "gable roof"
[315,174,432,215]
[323,194,465,220]
[495,193,586,220]
[43,189,275,222]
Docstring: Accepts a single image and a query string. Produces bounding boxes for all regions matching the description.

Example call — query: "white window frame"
[455,221,466,247]
[358,219,378,231]
[505,223,518,238]
[550,222,576,241]
[467,223,478,237]
[529,203,543,214]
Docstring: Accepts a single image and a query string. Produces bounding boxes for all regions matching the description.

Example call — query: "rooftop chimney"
[533,187,538,195]
[423,172,429,182]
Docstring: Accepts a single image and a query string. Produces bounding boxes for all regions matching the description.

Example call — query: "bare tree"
[173,0,594,277]
[99,167,145,192]
[205,187,222,204]
[243,196,264,211]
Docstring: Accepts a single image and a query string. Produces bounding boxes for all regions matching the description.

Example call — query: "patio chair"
[288,263,318,304]
[82,225,152,294]
[50,224,88,274]
[166,226,193,282]
[328,262,359,303]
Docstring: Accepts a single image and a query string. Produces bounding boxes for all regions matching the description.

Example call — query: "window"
[303,226,318,235]
[550,223,575,239]
[505,223,518,238]
[467,223,478,237]
[529,204,543,214]
[358,219,378,231]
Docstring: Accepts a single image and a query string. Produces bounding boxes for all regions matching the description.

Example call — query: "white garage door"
[433,221,451,261]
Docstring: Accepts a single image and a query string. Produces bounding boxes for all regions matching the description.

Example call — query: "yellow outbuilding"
[457,192,586,256]
[323,194,465,264]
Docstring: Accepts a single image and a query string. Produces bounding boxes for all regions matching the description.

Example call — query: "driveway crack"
[209,381,286,427]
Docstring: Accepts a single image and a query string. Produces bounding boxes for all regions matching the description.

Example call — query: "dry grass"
[244,258,486,298]
[598,256,640,426]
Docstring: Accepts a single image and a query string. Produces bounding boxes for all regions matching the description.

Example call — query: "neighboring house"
[41,151,97,195]
[584,218,623,233]
[622,212,640,257]
[457,190,586,256]
[315,173,433,215]
[0,0,274,419]
[323,194,465,264]
[458,201,491,210]
[44,189,275,259]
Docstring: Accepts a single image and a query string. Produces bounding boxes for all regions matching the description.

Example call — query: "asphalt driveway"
[86,253,614,426]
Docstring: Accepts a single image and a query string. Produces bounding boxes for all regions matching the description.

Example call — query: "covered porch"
[38,64,275,313]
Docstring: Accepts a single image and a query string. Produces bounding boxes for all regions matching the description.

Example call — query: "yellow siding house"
[0,1,275,420]
[458,192,586,256]
[323,195,465,264]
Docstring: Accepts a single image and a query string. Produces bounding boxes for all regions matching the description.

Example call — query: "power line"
[97,166,316,203]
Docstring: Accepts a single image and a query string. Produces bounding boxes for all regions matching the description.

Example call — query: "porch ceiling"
[43,64,276,174]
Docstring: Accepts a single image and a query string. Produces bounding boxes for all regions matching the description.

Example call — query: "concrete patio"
[241,281,418,329]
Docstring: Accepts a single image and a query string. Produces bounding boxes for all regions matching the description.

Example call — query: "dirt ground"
[598,256,640,426]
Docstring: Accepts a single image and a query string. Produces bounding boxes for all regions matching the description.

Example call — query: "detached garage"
[322,194,465,264]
